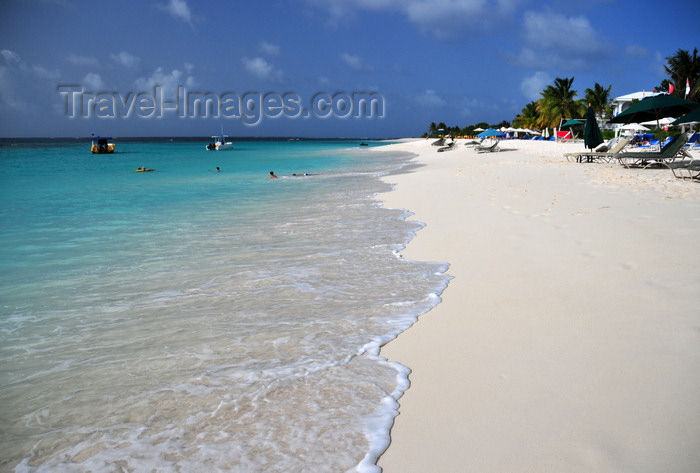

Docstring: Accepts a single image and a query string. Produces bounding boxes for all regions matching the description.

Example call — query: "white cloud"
[259,41,280,56]
[134,67,196,97]
[626,44,648,59]
[32,65,61,81]
[305,0,514,37]
[520,71,550,101]
[82,72,106,91]
[67,53,99,66]
[2,49,22,65]
[523,11,605,55]
[415,89,446,108]
[111,51,140,68]
[0,65,26,111]
[404,0,488,26]
[513,11,611,71]
[159,0,193,24]
[242,56,283,82]
[0,50,61,114]
[340,52,372,71]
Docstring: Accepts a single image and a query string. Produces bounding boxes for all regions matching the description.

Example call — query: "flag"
[686,78,690,98]
[668,83,675,94]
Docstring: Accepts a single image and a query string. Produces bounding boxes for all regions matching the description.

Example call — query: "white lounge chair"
[475,141,500,153]
[564,138,630,163]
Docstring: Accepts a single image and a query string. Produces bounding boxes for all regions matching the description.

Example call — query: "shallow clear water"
[0,139,449,472]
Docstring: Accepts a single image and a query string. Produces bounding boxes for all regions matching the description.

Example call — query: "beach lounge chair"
[475,141,500,153]
[684,132,699,150]
[437,141,456,152]
[564,138,630,163]
[667,154,700,180]
[431,137,446,146]
[615,134,689,168]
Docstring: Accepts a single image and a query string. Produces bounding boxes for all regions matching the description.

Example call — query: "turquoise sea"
[0,139,450,473]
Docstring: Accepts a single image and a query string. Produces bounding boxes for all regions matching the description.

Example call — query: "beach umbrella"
[672,106,700,125]
[619,123,649,131]
[640,117,676,127]
[561,119,584,127]
[583,106,604,150]
[477,128,505,139]
[609,94,700,128]
[474,127,485,132]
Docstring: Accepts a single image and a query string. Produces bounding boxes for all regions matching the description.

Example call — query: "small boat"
[135,167,155,172]
[205,135,233,151]
[91,134,115,154]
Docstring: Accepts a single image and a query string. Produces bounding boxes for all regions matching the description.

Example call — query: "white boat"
[205,135,233,151]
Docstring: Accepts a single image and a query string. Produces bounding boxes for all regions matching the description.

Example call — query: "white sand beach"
[377,138,700,472]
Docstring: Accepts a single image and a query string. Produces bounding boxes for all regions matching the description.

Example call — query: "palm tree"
[664,48,700,100]
[513,101,539,129]
[584,83,612,118]
[536,77,585,129]
[428,122,438,135]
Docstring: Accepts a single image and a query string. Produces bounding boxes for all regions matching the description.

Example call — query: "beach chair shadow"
[614,134,689,169]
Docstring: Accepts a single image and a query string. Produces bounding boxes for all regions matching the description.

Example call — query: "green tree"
[513,101,540,129]
[536,77,585,129]
[654,78,674,94]
[584,83,612,118]
[664,48,700,100]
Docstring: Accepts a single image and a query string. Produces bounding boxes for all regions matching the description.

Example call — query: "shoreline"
[375,138,700,472]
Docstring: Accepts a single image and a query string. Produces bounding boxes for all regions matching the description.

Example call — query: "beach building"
[610,90,661,117]
[608,90,662,133]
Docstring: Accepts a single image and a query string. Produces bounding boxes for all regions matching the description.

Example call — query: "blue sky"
[1,0,698,138]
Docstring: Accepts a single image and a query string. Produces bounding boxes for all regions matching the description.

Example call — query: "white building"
[610,90,661,117]
[607,91,662,133]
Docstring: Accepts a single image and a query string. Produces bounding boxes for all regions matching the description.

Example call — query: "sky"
[1,0,698,138]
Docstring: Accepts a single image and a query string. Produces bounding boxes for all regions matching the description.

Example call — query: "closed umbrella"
[609,94,700,128]
[584,106,603,150]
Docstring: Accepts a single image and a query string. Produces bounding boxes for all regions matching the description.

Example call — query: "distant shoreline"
[0,136,408,143]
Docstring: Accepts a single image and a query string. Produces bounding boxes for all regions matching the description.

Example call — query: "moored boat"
[91,134,115,154]
[205,135,233,151]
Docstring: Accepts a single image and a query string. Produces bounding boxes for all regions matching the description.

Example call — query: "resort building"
[610,90,661,117]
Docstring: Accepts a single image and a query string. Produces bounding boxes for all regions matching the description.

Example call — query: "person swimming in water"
[269,171,278,178]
